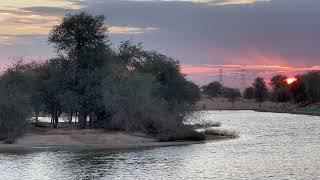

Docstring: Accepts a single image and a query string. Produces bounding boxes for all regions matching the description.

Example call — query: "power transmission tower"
[219,69,224,85]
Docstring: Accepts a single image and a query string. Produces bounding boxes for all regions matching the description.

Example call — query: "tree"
[273,87,292,107]
[134,51,199,109]
[301,71,320,103]
[253,77,268,108]
[243,87,255,102]
[289,72,320,105]
[270,74,288,90]
[49,11,108,56]
[118,40,144,66]
[0,61,33,139]
[223,87,241,107]
[202,81,223,98]
[37,58,67,128]
[290,76,307,104]
[269,74,292,104]
[49,11,111,129]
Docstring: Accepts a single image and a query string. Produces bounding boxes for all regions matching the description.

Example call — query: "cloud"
[76,0,270,6]
[109,26,159,34]
[182,64,320,87]
[0,0,320,87]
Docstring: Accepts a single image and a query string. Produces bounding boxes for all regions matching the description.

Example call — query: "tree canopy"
[253,77,268,107]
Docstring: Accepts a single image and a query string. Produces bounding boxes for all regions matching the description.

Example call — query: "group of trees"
[0,12,201,140]
[202,71,320,108]
[202,82,241,107]
[243,72,320,107]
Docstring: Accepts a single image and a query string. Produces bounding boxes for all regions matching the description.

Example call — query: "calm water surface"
[0,111,319,179]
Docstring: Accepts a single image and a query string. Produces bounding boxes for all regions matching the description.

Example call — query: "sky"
[0,0,320,88]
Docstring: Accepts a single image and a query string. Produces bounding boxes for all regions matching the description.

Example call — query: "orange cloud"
[181,64,320,74]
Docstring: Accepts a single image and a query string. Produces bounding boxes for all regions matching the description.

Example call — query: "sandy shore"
[0,128,228,151]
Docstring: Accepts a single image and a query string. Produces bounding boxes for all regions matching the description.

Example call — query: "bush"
[0,63,31,140]
[186,121,221,129]
[204,128,239,138]
[159,128,206,142]
[102,71,179,133]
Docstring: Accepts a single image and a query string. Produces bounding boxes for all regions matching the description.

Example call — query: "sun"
[286,78,297,84]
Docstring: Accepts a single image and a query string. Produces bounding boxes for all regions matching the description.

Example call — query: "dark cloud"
[77,0,320,67]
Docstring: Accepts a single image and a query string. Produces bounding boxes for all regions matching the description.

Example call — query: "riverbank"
[196,98,320,116]
[0,126,231,151]
[255,108,320,116]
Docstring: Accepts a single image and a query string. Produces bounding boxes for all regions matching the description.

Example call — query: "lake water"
[0,110,319,179]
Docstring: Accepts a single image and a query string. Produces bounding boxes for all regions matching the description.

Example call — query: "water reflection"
[0,111,319,179]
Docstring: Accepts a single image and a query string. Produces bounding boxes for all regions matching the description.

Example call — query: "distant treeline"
[0,12,201,140]
[202,72,320,107]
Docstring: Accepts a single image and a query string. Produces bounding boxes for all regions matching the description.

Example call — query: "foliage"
[159,127,205,142]
[0,61,33,140]
[253,77,269,107]
[222,87,241,107]
[102,71,174,133]
[290,76,307,104]
[243,87,255,101]
[134,51,200,108]
[49,11,108,56]
[36,58,68,127]
[203,128,239,138]
[269,74,292,104]
[49,11,112,129]
[202,81,223,98]
[270,74,288,90]
[300,71,320,103]
[273,87,292,107]
[289,72,320,104]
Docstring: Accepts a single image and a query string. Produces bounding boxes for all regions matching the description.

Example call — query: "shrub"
[159,128,206,142]
[204,128,239,138]
[102,71,179,133]
[187,121,222,129]
[0,64,30,140]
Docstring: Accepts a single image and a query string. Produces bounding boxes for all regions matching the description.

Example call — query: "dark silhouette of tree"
[289,72,320,105]
[269,74,292,104]
[301,71,320,103]
[49,11,111,129]
[37,58,68,128]
[270,74,288,90]
[243,87,255,102]
[253,77,268,108]
[223,87,241,107]
[273,87,292,107]
[290,76,307,104]
[202,81,223,98]
[49,11,108,56]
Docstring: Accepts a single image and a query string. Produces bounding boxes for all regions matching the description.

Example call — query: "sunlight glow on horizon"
[286,78,297,85]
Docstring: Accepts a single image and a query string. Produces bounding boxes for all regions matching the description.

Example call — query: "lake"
[0,110,319,179]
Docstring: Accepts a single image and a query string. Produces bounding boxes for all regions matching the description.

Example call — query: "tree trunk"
[69,112,73,124]
[53,113,59,128]
[51,109,54,127]
[74,112,78,126]
[35,111,39,123]
[78,112,87,129]
[89,113,92,128]
[259,101,262,108]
